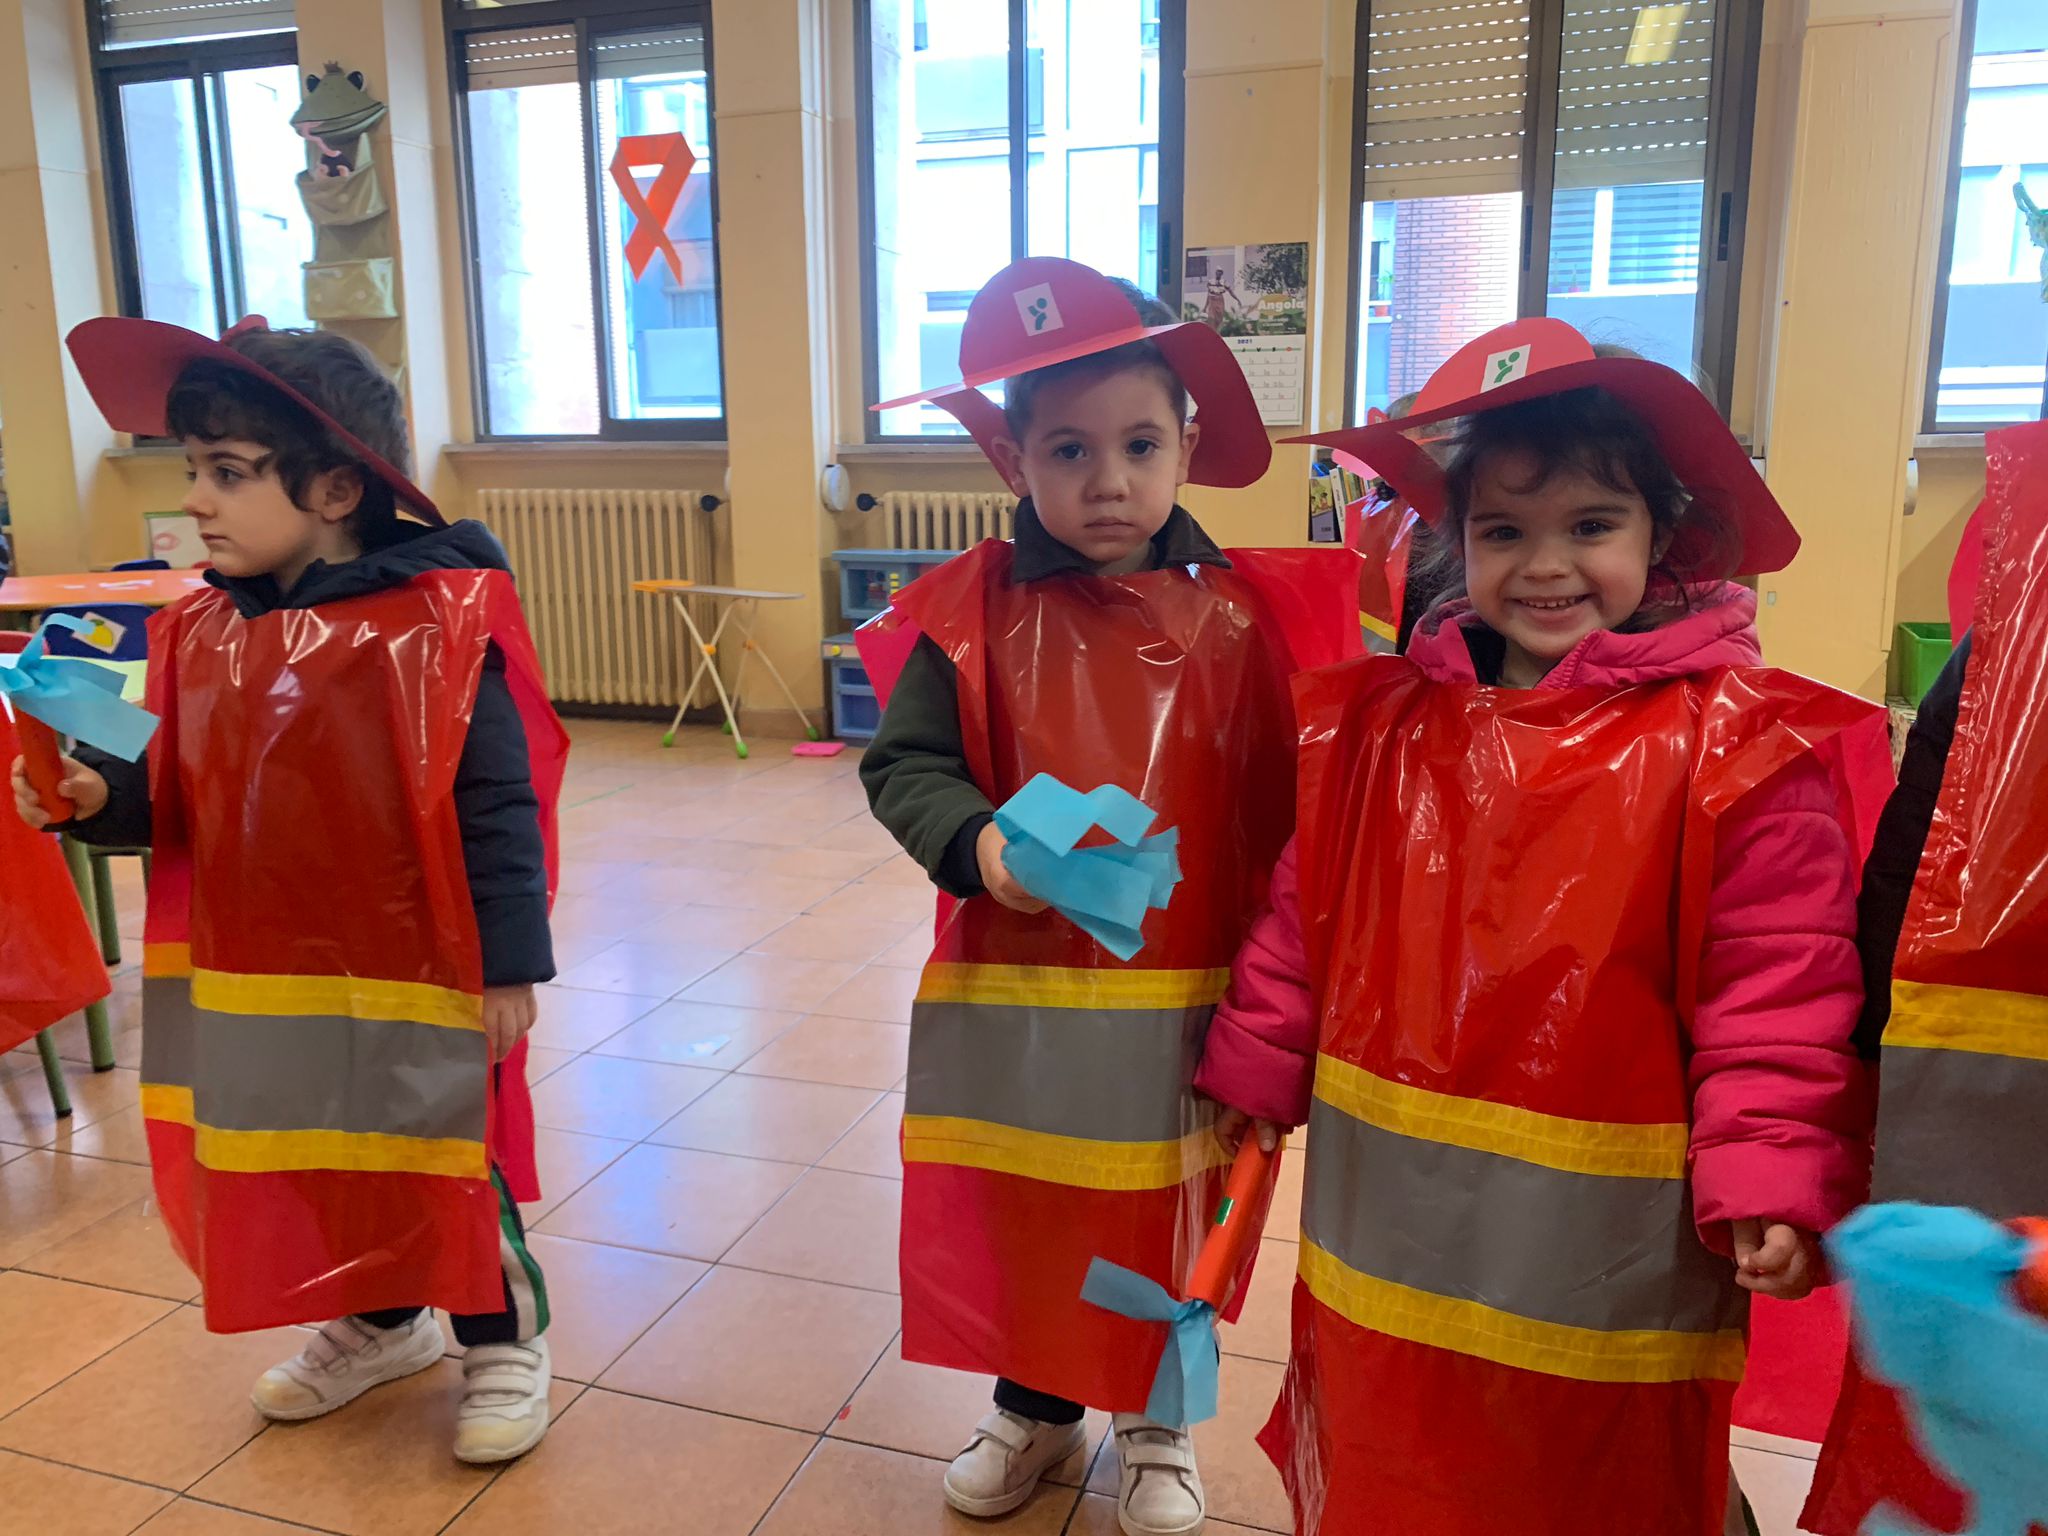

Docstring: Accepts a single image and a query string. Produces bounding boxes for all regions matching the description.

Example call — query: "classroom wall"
[0,0,1993,703]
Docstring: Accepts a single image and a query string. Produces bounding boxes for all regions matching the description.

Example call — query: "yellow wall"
[0,0,1999,703]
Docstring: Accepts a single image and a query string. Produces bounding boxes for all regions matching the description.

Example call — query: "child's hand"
[10,754,108,830]
[1214,1106,1282,1157]
[1730,1219,1821,1300]
[976,823,1050,914]
[481,984,538,1063]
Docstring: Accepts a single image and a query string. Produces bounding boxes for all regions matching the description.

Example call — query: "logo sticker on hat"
[1014,283,1064,337]
[1483,345,1531,392]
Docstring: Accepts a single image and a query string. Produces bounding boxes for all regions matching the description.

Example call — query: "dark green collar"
[1009,499,1230,584]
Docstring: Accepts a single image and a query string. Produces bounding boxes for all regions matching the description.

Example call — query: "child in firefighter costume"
[1194,318,1897,1536]
[1802,418,2048,1536]
[858,258,1360,1536]
[20,316,569,1465]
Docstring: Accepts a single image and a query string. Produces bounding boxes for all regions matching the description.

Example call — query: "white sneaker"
[250,1313,444,1422]
[943,1409,1088,1518]
[1112,1413,1205,1536]
[453,1337,552,1465]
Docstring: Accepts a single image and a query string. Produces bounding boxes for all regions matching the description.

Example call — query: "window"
[451,2,725,440]
[1346,0,1762,422]
[89,1,312,335]
[1925,0,2048,431]
[859,0,1185,438]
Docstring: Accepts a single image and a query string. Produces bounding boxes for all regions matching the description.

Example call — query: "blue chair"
[39,603,153,966]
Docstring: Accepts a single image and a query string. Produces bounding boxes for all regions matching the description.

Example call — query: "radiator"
[881,490,1017,551]
[477,487,723,707]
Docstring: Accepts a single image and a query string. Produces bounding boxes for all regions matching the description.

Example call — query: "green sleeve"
[859,636,996,897]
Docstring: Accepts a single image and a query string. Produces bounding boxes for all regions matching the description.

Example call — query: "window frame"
[86,12,302,333]
[853,0,1189,444]
[1920,0,2048,434]
[443,0,729,443]
[1342,0,1765,426]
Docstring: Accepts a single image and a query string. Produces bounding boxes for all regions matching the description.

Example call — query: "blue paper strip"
[992,775,1183,961]
[0,615,160,762]
[1080,1257,1220,1427]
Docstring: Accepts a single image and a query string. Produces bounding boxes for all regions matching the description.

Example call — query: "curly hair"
[164,327,410,549]
[1002,277,1188,440]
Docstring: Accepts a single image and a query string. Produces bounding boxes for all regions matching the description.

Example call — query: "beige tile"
[442,1387,810,1536]
[736,1015,910,1091]
[812,965,923,1025]
[642,839,778,875]
[522,1045,577,1084]
[133,1501,318,1536]
[726,1168,902,1294]
[599,1265,897,1431]
[809,883,937,926]
[0,1449,172,1535]
[875,929,934,969]
[860,855,939,888]
[749,915,914,965]
[0,1149,155,1266]
[1731,1445,1819,1536]
[760,846,891,883]
[688,873,850,914]
[679,954,864,1013]
[526,1053,721,1140]
[650,1075,881,1164]
[810,818,905,856]
[1222,1239,1297,1366]
[1067,1492,1269,1536]
[0,1307,301,1489]
[819,1092,904,1180]
[536,1143,804,1261]
[0,1066,141,1150]
[515,1234,706,1383]
[16,1197,198,1301]
[522,1127,634,1224]
[625,904,793,951]
[192,1361,577,1536]
[1263,1146,1303,1242]
[1087,1355,1292,1532]
[756,1438,1079,1535]
[829,1336,1105,1488]
[58,1103,154,1166]
[552,941,734,999]
[531,985,666,1051]
[588,999,800,1070]
[0,1269,173,1413]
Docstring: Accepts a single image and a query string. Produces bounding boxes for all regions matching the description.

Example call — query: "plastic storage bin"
[822,636,880,741]
[1895,622,1955,706]
[832,549,957,626]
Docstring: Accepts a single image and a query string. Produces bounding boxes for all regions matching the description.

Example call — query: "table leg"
[667,597,750,757]
[60,836,117,1071]
[35,1028,73,1118]
[665,595,730,747]
[729,605,820,743]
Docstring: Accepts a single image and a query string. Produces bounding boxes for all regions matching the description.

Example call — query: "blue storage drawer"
[822,635,879,741]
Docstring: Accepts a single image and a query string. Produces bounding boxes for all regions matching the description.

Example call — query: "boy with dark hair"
[13,317,567,1465]
[861,260,1359,1536]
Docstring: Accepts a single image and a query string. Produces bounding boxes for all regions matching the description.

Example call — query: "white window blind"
[1362,0,1533,200]
[594,26,706,82]
[100,0,294,48]
[1553,0,1716,188]
[464,26,578,92]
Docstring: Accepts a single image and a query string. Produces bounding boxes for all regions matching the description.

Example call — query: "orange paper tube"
[1186,1137,1277,1308]
[16,713,69,822]
[2013,1218,2048,1318]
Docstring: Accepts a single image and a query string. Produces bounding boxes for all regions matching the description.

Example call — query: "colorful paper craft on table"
[1828,1203,2048,1536]
[1080,1137,1277,1425]
[609,131,697,281]
[994,774,1181,962]
[0,615,161,819]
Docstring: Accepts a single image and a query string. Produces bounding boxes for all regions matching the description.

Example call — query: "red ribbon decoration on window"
[608,131,698,282]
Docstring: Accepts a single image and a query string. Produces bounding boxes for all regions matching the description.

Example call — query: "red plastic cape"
[139,569,567,1332]
[0,704,110,1055]
[863,540,1361,1410]
[1346,489,1419,644]
[1804,419,2048,1536]
[1263,655,1886,1536]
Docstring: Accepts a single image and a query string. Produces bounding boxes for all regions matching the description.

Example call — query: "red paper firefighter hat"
[876,257,1272,488]
[66,315,444,525]
[1287,318,1799,576]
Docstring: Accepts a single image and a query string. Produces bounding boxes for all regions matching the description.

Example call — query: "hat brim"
[882,320,1272,490]
[1285,355,1798,577]
[66,317,444,526]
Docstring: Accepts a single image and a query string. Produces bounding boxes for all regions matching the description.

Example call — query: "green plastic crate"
[1895,621,1954,706]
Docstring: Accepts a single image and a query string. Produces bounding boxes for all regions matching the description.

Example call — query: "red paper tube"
[1187,1136,1277,1308]
[16,713,70,822]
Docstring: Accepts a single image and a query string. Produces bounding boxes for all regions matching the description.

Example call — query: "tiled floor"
[0,719,1820,1535]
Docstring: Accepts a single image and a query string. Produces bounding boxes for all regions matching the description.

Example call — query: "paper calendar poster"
[1182,242,1309,427]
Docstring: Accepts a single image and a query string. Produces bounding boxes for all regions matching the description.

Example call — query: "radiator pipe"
[855,493,880,512]
[699,494,722,512]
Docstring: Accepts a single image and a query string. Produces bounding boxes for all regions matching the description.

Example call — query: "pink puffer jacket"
[1194,585,1873,1239]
